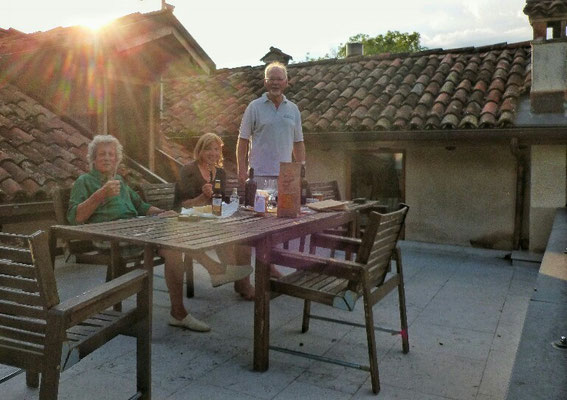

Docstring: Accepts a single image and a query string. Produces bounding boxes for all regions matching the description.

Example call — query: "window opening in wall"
[350,150,404,211]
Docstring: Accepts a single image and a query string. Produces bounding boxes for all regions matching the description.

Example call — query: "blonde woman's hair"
[194,132,224,167]
[87,135,123,170]
[264,62,288,80]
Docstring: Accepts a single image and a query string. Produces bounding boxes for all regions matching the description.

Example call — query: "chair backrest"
[53,186,72,225]
[309,180,341,200]
[355,204,409,286]
[224,176,244,201]
[140,182,176,210]
[0,231,58,368]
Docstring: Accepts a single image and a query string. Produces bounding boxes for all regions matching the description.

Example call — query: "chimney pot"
[346,42,363,57]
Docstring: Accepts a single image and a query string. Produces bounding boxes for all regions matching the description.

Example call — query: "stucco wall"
[306,148,348,199]
[405,146,517,249]
[529,145,567,252]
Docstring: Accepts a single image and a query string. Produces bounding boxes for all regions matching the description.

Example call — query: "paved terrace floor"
[1,240,539,400]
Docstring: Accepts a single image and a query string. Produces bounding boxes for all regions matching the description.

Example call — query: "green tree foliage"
[337,31,426,58]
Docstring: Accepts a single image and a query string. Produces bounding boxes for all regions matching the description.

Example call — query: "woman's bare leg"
[160,249,187,320]
[217,245,255,299]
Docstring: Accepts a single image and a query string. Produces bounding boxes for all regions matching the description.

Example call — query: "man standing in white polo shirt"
[237,61,306,189]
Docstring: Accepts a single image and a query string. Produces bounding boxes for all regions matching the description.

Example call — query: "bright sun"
[75,17,111,32]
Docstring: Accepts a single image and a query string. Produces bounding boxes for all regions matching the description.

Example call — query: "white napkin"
[181,201,238,219]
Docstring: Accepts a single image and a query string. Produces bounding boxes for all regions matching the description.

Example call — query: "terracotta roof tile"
[410,116,424,129]
[0,178,25,201]
[0,79,151,203]
[523,0,567,18]
[425,115,441,129]
[360,93,377,108]
[441,113,460,129]
[418,92,435,107]
[486,89,503,104]
[161,42,531,139]
[435,92,451,106]
[388,93,405,107]
[459,114,479,129]
[453,88,469,104]
[498,111,515,127]
[465,101,483,116]
[479,112,497,128]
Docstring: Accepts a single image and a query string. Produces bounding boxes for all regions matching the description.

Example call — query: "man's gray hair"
[264,62,288,80]
[87,135,123,170]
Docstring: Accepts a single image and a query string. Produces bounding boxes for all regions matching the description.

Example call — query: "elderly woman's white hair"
[87,135,123,170]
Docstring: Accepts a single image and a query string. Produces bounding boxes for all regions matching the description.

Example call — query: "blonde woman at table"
[175,132,257,300]
[67,135,252,332]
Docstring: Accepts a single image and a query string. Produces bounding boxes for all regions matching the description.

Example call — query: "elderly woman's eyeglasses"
[265,78,286,83]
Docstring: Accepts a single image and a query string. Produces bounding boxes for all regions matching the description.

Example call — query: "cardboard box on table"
[277,162,301,217]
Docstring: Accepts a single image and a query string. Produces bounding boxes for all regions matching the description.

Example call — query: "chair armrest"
[271,248,363,281]
[310,233,362,252]
[50,269,149,329]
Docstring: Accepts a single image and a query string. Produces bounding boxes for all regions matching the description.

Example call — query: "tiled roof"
[0,82,146,204]
[524,0,567,18]
[162,42,532,136]
[0,9,214,72]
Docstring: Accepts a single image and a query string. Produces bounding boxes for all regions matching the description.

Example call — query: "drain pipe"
[510,138,526,250]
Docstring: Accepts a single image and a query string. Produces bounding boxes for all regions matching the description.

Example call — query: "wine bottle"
[244,167,257,207]
[212,179,223,216]
[300,164,309,205]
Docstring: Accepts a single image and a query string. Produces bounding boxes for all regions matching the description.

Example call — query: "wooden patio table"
[49,201,378,371]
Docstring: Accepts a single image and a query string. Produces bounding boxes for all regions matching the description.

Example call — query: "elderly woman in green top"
[67,135,251,332]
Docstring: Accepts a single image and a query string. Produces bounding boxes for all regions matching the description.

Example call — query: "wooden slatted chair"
[0,230,152,399]
[289,180,343,252]
[269,204,410,395]
[224,177,244,203]
[309,180,341,201]
[52,187,146,283]
[140,182,195,298]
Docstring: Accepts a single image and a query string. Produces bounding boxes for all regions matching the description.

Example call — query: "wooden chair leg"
[301,300,311,333]
[185,257,194,298]
[299,236,306,253]
[25,370,39,388]
[395,248,409,353]
[39,342,63,400]
[309,238,316,254]
[110,242,123,312]
[362,283,380,394]
[137,266,152,400]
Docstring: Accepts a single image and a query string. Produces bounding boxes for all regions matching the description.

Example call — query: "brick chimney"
[260,47,292,65]
[524,0,567,113]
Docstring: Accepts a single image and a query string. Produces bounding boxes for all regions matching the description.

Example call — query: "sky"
[0,0,533,69]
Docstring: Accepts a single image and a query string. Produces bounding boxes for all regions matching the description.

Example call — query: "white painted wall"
[404,146,517,249]
[529,145,567,252]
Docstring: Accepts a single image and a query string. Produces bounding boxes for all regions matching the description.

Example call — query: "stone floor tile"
[477,349,516,399]
[195,352,305,400]
[165,382,262,399]
[272,380,351,400]
[414,294,502,333]
[352,382,453,399]
[406,320,494,361]
[378,350,485,400]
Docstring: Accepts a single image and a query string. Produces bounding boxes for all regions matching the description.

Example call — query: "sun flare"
[75,17,111,32]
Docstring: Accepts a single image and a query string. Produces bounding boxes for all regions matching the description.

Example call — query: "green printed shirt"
[67,169,151,225]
